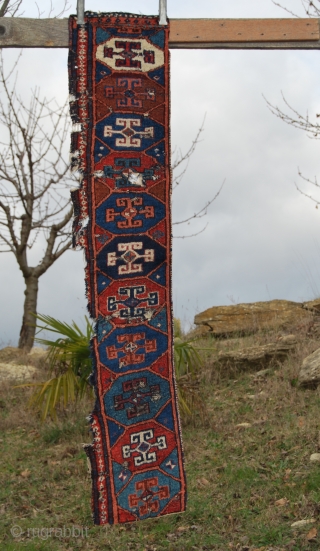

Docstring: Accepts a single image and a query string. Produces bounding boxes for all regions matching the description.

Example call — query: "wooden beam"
[170,18,320,45]
[0,18,68,48]
[0,17,319,49]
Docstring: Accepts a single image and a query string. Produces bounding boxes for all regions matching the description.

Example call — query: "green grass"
[1,332,320,550]
[40,417,88,444]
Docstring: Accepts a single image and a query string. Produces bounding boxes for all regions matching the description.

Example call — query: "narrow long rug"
[69,12,186,525]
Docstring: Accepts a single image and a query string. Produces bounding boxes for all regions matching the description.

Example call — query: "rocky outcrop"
[194,300,312,337]
[0,363,39,382]
[298,347,320,387]
[0,346,46,382]
[216,335,297,372]
[303,299,320,313]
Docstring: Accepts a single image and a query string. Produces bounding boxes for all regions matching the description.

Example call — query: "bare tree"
[0,0,76,351]
[0,54,73,350]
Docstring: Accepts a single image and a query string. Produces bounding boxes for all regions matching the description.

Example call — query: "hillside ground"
[1,328,320,551]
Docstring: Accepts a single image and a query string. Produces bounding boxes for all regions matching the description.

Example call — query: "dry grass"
[0,346,48,369]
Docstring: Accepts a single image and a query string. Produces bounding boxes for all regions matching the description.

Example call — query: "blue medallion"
[96,192,165,234]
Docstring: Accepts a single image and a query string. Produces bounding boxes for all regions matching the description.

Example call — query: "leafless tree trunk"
[0,53,74,350]
[0,0,22,17]
[0,0,77,351]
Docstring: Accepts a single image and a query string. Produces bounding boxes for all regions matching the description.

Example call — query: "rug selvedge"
[68,12,186,525]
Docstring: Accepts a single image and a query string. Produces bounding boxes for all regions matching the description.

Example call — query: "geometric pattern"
[69,12,186,525]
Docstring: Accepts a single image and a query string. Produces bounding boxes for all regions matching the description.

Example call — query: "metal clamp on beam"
[77,1,168,26]
[159,0,168,25]
[77,0,85,25]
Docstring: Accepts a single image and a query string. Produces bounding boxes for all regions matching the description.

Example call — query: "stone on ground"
[194,299,312,337]
[216,335,297,372]
[303,298,320,313]
[0,362,38,382]
[28,347,47,357]
[0,346,45,382]
[310,453,320,463]
[299,347,320,386]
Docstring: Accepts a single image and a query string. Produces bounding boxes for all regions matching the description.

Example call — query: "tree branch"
[272,0,320,16]
[172,117,206,191]
[173,224,208,239]
[173,180,225,226]
[34,207,73,277]
[0,52,74,278]
[0,0,11,17]
[264,93,320,139]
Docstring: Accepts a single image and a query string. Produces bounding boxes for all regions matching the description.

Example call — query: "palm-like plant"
[27,315,93,420]
[27,315,205,422]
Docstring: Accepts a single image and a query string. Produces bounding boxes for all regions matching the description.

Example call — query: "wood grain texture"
[0,17,318,49]
[170,18,320,44]
[0,18,69,47]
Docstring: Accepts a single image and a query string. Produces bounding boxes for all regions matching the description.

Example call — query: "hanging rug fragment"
[69,12,186,525]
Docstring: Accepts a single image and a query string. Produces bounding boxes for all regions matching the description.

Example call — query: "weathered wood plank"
[0,18,69,48]
[170,18,320,44]
[0,17,318,49]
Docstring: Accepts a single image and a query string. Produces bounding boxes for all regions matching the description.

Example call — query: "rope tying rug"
[69,12,186,525]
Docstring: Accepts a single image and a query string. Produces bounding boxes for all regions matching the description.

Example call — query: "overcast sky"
[1,0,320,345]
